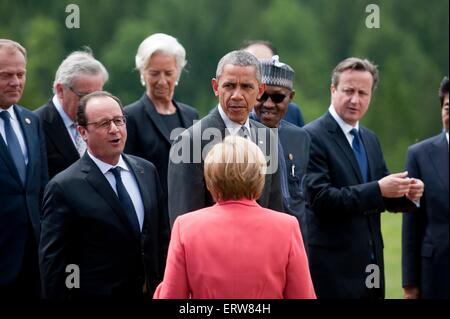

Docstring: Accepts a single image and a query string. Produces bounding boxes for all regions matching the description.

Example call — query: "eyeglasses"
[86,116,127,130]
[257,92,288,104]
[68,86,89,99]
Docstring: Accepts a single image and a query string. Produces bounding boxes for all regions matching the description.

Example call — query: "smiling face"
[212,64,265,125]
[254,85,294,128]
[331,69,374,126]
[0,47,26,109]
[143,51,178,104]
[79,95,126,165]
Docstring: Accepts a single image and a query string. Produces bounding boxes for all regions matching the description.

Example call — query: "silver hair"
[0,39,27,60]
[135,33,187,86]
[215,50,261,83]
[53,48,109,94]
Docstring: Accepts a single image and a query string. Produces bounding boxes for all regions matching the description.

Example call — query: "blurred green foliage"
[1,0,448,170]
[1,0,448,299]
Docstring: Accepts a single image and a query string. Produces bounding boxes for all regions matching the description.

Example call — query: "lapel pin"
[288,153,293,161]
[25,117,31,124]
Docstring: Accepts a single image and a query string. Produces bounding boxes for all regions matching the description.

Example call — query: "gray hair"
[331,57,379,91]
[0,39,27,60]
[53,49,109,94]
[135,33,187,85]
[215,50,262,83]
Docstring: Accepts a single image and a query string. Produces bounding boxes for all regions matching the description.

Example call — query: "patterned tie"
[0,111,26,184]
[238,126,250,139]
[109,167,141,234]
[350,128,369,183]
[73,124,86,156]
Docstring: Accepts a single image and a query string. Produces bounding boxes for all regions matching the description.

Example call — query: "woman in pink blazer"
[154,136,316,299]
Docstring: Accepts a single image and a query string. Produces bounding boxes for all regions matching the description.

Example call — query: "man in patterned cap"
[252,55,311,247]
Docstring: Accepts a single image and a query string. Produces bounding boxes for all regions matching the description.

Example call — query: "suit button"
[369,240,373,247]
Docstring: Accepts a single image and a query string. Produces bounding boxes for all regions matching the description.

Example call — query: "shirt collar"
[329,104,359,134]
[0,105,18,121]
[217,103,251,135]
[87,151,129,175]
[53,95,75,130]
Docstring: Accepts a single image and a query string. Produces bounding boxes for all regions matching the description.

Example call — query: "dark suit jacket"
[39,153,170,299]
[284,102,305,127]
[124,94,198,192]
[0,105,48,288]
[35,99,80,180]
[304,112,417,299]
[402,132,449,298]
[278,120,311,242]
[167,107,283,227]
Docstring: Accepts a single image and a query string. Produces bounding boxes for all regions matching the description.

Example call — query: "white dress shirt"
[218,104,252,138]
[53,95,78,146]
[87,151,145,230]
[329,105,359,148]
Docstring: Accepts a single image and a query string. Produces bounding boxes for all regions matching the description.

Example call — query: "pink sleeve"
[153,218,190,299]
[284,219,317,299]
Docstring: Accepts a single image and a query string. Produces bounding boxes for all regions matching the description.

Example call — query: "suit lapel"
[123,154,153,234]
[428,133,449,193]
[324,113,363,183]
[43,101,79,161]
[141,95,171,143]
[359,127,374,182]
[82,154,140,241]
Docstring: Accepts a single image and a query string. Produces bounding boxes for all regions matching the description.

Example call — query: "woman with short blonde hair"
[154,136,316,299]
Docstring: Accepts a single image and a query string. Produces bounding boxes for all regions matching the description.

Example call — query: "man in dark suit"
[39,91,169,299]
[35,50,108,180]
[0,39,48,298]
[252,56,311,245]
[167,50,283,226]
[402,76,449,299]
[304,57,424,299]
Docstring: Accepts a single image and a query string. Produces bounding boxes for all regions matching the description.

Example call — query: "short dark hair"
[240,40,278,56]
[439,76,449,107]
[331,57,379,91]
[77,91,123,126]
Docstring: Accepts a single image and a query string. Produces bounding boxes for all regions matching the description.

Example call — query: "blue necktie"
[0,111,26,184]
[110,167,141,234]
[350,128,369,183]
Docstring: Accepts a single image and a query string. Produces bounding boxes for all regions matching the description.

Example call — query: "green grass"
[381,212,403,299]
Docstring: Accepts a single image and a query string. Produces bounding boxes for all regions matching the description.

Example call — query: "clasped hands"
[378,171,424,202]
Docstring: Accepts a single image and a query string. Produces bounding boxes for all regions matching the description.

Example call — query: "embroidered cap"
[260,55,295,90]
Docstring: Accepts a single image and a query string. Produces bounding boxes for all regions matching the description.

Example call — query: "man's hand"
[403,285,420,299]
[378,171,411,198]
[406,178,424,203]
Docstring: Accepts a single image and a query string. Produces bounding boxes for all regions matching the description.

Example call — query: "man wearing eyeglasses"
[39,91,170,299]
[252,56,311,249]
[35,49,108,179]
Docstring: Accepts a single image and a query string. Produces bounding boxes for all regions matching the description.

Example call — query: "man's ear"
[211,78,219,96]
[55,83,65,100]
[257,83,266,99]
[289,90,296,101]
[78,125,87,141]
